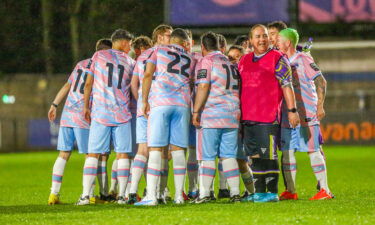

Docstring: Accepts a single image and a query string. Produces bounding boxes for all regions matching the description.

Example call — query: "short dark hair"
[111,29,134,42]
[152,24,173,43]
[132,36,153,50]
[228,45,244,54]
[267,21,288,32]
[216,33,227,49]
[234,35,248,46]
[96,38,112,51]
[249,24,268,39]
[201,32,219,51]
[171,28,190,42]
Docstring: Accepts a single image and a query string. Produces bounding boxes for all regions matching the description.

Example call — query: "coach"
[238,24,300,202]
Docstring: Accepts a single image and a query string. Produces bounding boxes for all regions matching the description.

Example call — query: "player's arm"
[131,74,140,101]
[192,61,211,128]
[314,74,327,121]
[142,62,156,118]
[193,83,210,128]
[276,57,300,128]
[48,82,71,122]
[83,74,94,122]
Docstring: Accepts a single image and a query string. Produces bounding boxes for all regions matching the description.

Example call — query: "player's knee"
[237,159,249,173]
[116,153,129,159]
[59,151,71,160]
[170,144,186,152]
[99,153,109,162]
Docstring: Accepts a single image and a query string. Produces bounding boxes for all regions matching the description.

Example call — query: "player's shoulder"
[76,58,91,68]
[138,48,155,61]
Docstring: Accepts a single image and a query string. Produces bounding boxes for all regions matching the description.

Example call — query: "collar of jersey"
[207,50,221,56]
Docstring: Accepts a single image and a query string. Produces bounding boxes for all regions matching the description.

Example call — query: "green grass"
[0,146,374,224]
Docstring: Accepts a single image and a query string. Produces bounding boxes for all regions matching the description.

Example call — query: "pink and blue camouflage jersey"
[133,47,155,117]
[87,49,135,126]
[282,52,322,127]
[195,51,240,128]
[147,44,195,108]
[60,59,90,129]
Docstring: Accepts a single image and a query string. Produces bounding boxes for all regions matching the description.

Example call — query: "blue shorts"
[148,106,190,148]
[280,125,323,152]
[136,116,147,144]
[88,120,133,154]
[196,128,238,161]
[189,125,196,147]
[57,126,89,154]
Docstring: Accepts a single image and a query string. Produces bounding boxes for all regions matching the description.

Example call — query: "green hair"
[279,28,299,48]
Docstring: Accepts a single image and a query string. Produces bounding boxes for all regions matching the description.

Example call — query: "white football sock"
[117,158,130,197]
[82,157,98,197]
[90,180,95,198]
[218,159,228,190]
[309,151,330,193]
[97,160,108,196]
[109,159,118,193]
[282,150,297,193]
[187,147,199,193]
[146,151,161,200]
[159,158,169,198]
[199,160,216,198]
[130,155,147,194]
[171,150,186,199]
[51,157,67,195]
[222,158,240,196]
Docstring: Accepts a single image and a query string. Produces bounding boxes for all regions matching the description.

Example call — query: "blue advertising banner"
[28,119,59,148]
[167,0,289,26]
[300,0,375,23]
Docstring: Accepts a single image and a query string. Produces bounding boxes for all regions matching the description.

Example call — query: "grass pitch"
[0,146,374,224]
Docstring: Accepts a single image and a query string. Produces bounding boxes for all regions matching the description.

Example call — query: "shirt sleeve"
[67,64,78,84]
[146,48,158,65]
[275,56,292,87]
[195,57,212,85]
[302,54,322,80]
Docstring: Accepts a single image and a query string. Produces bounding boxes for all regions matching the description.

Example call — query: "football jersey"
[60,59,91,129]
[146,44,195,108]
[281,52,322,127]
[133,47,155,117]
[87,49,135,126]
[195,51,240,128]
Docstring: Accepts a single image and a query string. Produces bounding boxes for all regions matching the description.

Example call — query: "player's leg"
[158,147,169,203]
[170,106,190,204]
[135,106,170,206]
[112,122,133,204]
[194,128,219,204]
[187,125,199,199]
[220,128,241,202]
[48,126,74,205]
[306,125,333,200]
[279,127,298,200]
[127,116,148,204]
[217,159,230,199]
[77,121,110,205]
[108,159,118,198]
[97,153,109,199]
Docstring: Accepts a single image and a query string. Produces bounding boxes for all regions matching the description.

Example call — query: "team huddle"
[47,21,333,206]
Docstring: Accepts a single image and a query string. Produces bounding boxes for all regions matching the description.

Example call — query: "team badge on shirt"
[197,69,207,79]
[310,63,320,71]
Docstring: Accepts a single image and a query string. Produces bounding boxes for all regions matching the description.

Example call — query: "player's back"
[148,44,193,108]
[198,51,240,128]
[61,58,91,129]
[88,49,135,125]
[133,47,155,116]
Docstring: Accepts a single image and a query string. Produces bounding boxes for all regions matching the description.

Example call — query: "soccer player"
[267,21,287,48]
[76,29,135,205]
[192,31,241,203]
[217,33,227,54]
[136,28,194,206]
[234,35,252,53]
[185,29,200,200]
[126,35,154,204]
[238,24,300,203]
[47,39,112,205]
[227,45,245,64]
[277,28,333,200]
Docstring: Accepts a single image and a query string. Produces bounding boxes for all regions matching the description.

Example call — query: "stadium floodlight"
[2,94,16,104]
